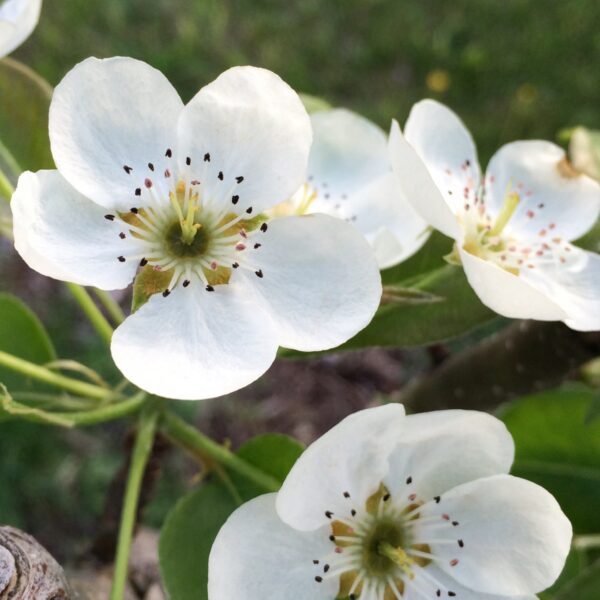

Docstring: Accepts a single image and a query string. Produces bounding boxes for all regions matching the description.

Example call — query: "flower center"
[363,520,405,576]
[104,150,269,297]
[452,172,575,275]
[164,219,211,258]
[311,480,464,599]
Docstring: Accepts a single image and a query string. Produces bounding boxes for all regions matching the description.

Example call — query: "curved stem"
[162,411,281,493]
[0,168,13,202]
[63,392,147,426]
[573,534,600,551]
[93,289,126,325]
[66,283,114,346]
[110,403,159,600]
[0,392,146,427]
[0,350,112,400]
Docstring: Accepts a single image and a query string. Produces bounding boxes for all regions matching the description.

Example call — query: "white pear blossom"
[0,0,42,58]
[269,109,430,269]
[389,99,600,331]
[209,404,571,600]
[11,57,381,400]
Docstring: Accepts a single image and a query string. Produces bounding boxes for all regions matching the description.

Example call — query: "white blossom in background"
[389,99,600,331]
[0,0,42,58]
[569,126,600,182]
[270,109,431,269]
[11,57,381,400]
[209,404,571,600]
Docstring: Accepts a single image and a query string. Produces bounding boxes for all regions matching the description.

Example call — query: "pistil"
[377,542,416,580]
[489,189,520,236]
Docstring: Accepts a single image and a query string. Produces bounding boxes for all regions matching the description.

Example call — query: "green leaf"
[553,559,600,600]
[501,387,600,533]
[0,58,53,182]
[576,219,600,254]
[585,390,600,425]
[159,483,238,600]
[281,233,495,355]
[343,262,495,349]
[345,232,495,348]
[381,231,452,285]
[300,92,332,114]
[538,549,586,599]
[230,433,304,501]
[0,293,56,391]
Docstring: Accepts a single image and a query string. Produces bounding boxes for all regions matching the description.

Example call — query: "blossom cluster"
[0,2,595,599]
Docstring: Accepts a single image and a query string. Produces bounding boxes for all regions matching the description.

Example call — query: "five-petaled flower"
[209,404,571,600]
[0,0,41,58]
[389,99,600,331]
[269,108,430,269]
[11,57,381,400]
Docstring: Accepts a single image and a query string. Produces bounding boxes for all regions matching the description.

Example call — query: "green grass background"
[14,0,600,163]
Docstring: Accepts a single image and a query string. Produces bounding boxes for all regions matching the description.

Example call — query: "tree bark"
[0,526,71,599]
[401,321,600,412]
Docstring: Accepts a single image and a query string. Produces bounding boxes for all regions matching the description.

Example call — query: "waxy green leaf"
[553,559,600,600]
[341,232,496,349]
[0,293,56,391]
[501,387,600,533]
[229,433,304,501]
[159,432,303,600]
[159,483,238,600]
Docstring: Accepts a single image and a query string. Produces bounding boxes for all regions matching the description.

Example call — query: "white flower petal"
[0,0,41,58]
[459,246,567,321]
[418,474,572,596]
[523,247,600,331]
[408,565,537,600]
[402,99,481,226]
[343,172,431,268]
[276,404,406,531]
[49,57,184,210]
[485,141,600,241]
[388,119,460,239]
[209,494,336,600]
[11,170,137,289]
[177,66,311,214]
[383,410,514,502]
[308,108,388,196]
[236,214,381,351]
[110,283,278,400]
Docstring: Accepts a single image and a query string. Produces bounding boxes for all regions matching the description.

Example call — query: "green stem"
[0,169,13,202]
[93,288,126,325]
[573,534,600,551]
[0,392,147,427]
[110,404,159,600]
[11,391,97,411]
[0,350,112,400]
[162,412,281,493]
[66,283,114,346]
[62,392,147,426]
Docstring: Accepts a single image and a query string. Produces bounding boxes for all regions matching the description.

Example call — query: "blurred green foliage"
[13,0,600,163]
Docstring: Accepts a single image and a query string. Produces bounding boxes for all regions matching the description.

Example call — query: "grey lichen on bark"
[0,526,71,599]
